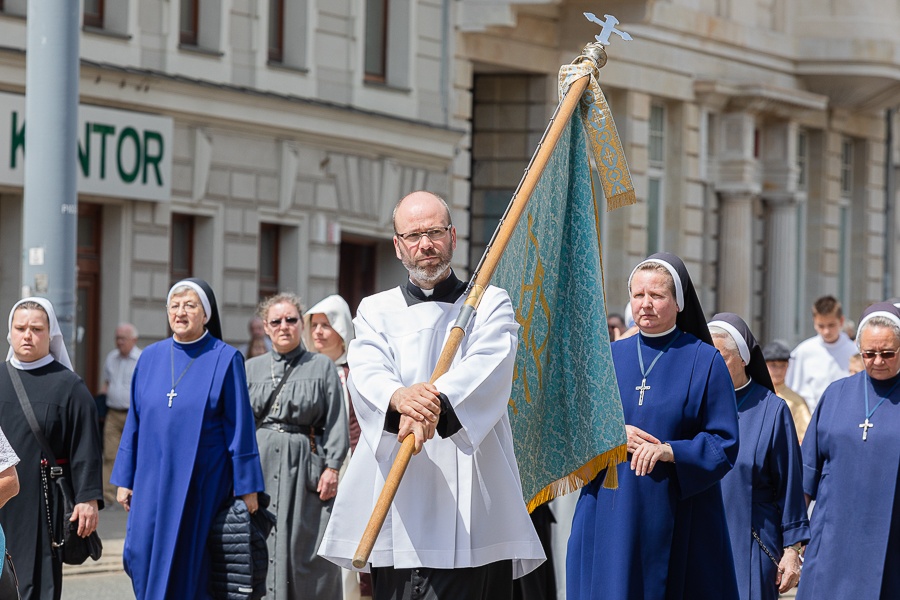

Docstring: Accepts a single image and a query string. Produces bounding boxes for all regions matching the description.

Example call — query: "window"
[171,214,195,285]
[649,105,665,168]
[838,204,850,304]
[180,0,199,46]
[259,224,280,300]
[83,0,103,28]
[840,138,853,198]
[364,0,388,82]
[647,103,666,254]
[797,129,808,191]
[268,0,284,63]
[77,203,103,393]
[1,0,27,16]
[339,240,377,318]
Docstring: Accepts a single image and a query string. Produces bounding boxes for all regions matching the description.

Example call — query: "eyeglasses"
[268,316,300,327]
[395,225,452,244]
[167,302,201,314]
[860,348,900,360]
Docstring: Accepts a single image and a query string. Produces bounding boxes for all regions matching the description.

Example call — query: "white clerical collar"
[408,280,436,297]
[173,330,209,345]
[735,378,753,392]
[640,325,678,338]
[10,354,55,371]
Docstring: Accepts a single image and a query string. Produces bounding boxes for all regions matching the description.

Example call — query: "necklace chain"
[860,375,900,440]
[634,331,681,406]
[168,342,199,408]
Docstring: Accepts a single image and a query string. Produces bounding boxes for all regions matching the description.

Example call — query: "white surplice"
[318,285,545,579]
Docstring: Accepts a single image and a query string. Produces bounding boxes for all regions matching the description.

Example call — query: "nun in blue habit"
[708,313,809,600]
[111,279,264,600]
[797,301,900,599]
[567,252,740,600]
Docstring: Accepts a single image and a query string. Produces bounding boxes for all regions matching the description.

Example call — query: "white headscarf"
[167,280,211,325]
[628,258,685,311]
[7,297,73,371]
[707,319,751,365]
[303,295,355,365]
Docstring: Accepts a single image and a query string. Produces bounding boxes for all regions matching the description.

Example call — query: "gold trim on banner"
[525,444,627,513]
[558,64,637,211]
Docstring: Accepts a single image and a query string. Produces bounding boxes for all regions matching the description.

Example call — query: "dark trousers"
[371,560,513,600]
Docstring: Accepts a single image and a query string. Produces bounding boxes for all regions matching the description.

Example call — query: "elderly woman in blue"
[709,312,809,600]
[112,278,264,600]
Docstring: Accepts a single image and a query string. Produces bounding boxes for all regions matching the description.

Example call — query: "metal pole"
[22,0,81,359]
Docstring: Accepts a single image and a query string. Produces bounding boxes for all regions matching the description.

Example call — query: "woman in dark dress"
[0,297,103,600]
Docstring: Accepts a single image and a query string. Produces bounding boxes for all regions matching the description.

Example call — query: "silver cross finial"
[584,13,633,46]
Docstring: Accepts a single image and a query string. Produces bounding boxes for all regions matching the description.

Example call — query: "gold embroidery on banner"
[558,64,637,211]
[514,214,551,408]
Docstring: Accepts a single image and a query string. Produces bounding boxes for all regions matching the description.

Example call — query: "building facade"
[0,0,898,391]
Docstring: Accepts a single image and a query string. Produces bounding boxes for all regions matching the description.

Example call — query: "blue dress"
[567,329,740,600]
[797,372,900,599]
[721,381,809,600]
[111,334,264,600]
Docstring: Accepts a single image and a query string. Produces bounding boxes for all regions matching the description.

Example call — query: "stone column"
[717,191,756,319]
[763,196,800,343]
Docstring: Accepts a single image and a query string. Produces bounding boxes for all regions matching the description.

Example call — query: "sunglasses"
[268,316,300,327]
[860,349,900,360]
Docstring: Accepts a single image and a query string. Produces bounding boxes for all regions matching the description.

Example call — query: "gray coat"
[246,349,348,600]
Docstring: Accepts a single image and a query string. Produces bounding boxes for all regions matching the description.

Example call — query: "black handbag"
[0,549,20,600]
[6,364,103,565]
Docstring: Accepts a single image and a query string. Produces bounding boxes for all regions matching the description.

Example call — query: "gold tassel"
[525,444,627,513]
[607,190,637,212]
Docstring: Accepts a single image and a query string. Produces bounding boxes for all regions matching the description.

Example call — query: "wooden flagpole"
[351,43,606,569]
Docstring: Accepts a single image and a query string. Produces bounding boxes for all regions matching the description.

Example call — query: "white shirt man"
[100,323,141,503]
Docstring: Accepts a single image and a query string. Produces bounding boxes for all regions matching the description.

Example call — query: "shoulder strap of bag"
[255,352,303,428]
[6,363,61,473]
[7,362,67,553]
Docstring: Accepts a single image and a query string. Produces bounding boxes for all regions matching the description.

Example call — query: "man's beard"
[400,248,453,286]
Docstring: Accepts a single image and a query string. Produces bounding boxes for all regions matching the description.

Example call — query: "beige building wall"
[460,0,900,344]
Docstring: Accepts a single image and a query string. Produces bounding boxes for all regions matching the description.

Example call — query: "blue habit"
[111,334,264,600]
[797,372,900,599]
[567,329,740,600]
[721,381,809,600]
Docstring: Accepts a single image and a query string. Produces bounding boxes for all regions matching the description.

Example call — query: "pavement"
[58,504,801,599]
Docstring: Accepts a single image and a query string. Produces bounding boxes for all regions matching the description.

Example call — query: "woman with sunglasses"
[246,292,348,600]
[797,301,900,600]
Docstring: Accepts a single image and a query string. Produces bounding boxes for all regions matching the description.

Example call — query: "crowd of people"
[0,190,898,600]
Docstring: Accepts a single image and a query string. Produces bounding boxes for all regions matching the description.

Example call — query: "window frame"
[258,223,280,301]
[840,138,853,198]
[647,103,666,254]
[170,213,196,285]
[797,129,808,192]
[83,0,104,29]
[267,0,284,63]
[180,0,199,47]
[364,0,389,82]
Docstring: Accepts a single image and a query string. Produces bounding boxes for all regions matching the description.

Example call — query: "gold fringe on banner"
[558,64,637,212]
[525,444,627,513]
